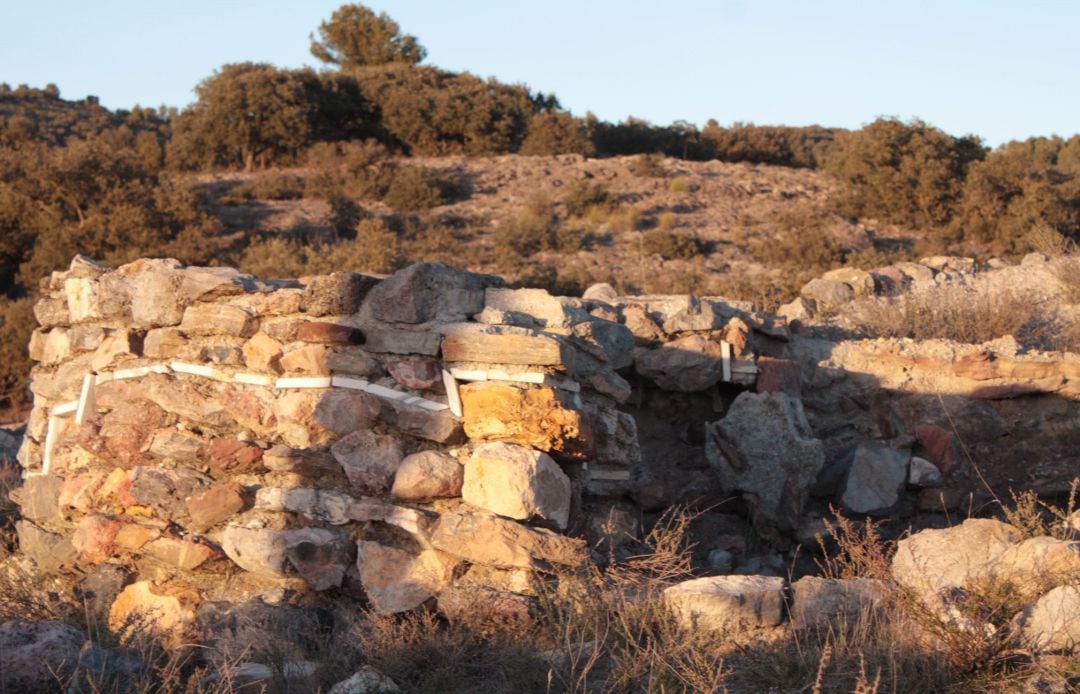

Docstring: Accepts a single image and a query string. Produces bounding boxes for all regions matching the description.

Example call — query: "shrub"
[823,117,985,228]
[492,195,563,257]
[850,283,1076,351]
[564,180,611,217]
[668,176,696,194]
[656,210,678,232]
[0,296,35,414]
[519,112,594,156]
[223,171,306,203]
[642,229,701,260]
[381,166,446,212]
[629,153,667,178]
[952,137,1080,250]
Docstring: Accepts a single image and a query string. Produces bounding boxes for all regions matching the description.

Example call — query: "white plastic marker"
[721,341,732,382]
[50,400,79,416]
[330,375,369,391]
[442,369,462,417]
[275,376,333,389]
[75,373,96,425]
[41,416,62,475]
[234,373,276,387]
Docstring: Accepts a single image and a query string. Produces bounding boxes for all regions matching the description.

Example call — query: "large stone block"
[108,581,198,642]
[1016,585,1080,653]
[891,519,1022,608]
[442,327,569,367]
[364,263,502,324]
[840,443,911,514]
[665,575,786,632]
[391,450,464,501]
[301,272,380,316]
[429,512,585,570]
[463,442,571,530]
[461,382,592,460]
[635,334,725,392]
[355,541,449,614]
[789,576,887,630]
[180,303,258,337]
[221,525,352,590]
[705,392,824,531]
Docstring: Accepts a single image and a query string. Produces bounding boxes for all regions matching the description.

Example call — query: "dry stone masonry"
[13,255,777,635]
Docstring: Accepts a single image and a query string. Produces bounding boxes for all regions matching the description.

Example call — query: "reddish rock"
[331,430,403,495]
[392,451,464,501]
[113,523,162,551]
[143,536,219,571]
[295,321,365,344]
[388,359,441,390]
[915,424,958,474]
[58,473,105,514]
[97,399,168,468]
[200,438,264,473]
[312,390,382,436]
[72,515,123,564]
[326,349,380,377]
[756,357,802,398]
[186,482,248,531]
[108,581,198,644]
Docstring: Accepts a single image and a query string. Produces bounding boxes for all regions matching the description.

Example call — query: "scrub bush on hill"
[822,117,985,228]
[952,135,1080,251]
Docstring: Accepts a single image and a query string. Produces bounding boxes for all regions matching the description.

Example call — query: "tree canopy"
[310,4,426,68]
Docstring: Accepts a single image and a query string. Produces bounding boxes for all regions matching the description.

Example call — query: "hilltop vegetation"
[2,2,1080,414]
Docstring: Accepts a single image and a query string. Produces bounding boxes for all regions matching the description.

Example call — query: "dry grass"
[850,283,1078,351]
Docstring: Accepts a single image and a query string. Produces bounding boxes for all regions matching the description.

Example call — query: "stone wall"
[12,256,777,634]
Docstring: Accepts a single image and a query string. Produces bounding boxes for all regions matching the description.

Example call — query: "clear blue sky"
[2,0,1077,147]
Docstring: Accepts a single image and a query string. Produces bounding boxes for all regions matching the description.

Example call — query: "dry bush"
[668,176,697,194]
[220,171,305,204]
[641,229,701,261]
[850,283,1076,351]
[629,153,667,178]
[493,195,581,257]
[350,609,547,693]
[815,509,894,581]
[605,206,641,234]
[563,181,612,218]
[0,295,34,415]
[537,507,731,693]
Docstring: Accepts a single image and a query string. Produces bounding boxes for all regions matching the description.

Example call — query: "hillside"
[206,153,933,306]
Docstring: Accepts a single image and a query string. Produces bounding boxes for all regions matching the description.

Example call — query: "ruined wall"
[12,256,778,634]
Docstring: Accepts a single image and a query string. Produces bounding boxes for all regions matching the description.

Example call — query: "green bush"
[823,117,985,228]
[520,112,594,156]
[952,136,1080,250]
[382,166,450,212]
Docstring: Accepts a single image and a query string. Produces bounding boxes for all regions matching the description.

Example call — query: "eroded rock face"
[664,575,786,632]
[462,442,571,530]
[220,526,353,589]
[705,392,824,531]
[461,382,592,460]
[108,581,198,642]
[430,512,585,570]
